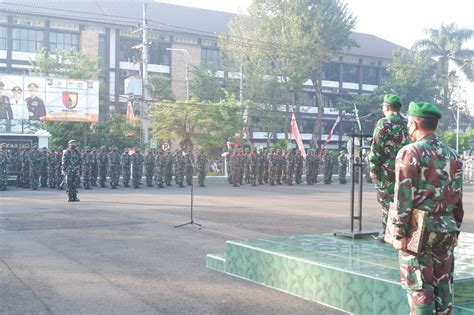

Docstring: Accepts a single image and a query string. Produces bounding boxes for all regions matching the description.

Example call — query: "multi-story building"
[0,0,406,149]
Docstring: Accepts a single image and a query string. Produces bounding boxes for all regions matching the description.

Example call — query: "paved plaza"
[1,180,473,314]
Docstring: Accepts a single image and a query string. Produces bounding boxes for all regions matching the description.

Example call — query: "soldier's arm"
[453,162,464,233]
[392,147,419,238]
[368,120,387,175]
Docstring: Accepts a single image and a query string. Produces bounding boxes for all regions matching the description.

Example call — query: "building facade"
[0,0,406,149]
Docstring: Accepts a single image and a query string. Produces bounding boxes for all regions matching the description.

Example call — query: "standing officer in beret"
[369,94,409,238]
[25,82,46,120]
[62,140,82,202]
[0,81,13,119]
[391,102,463,314]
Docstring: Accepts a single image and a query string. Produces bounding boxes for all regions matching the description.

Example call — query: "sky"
[156,0,473,111]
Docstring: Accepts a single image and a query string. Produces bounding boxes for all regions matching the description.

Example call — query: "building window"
[342,64,359,83]
[12,28,44,53]
[0,27,7,50]
[301,119,315,134]
[381,68,390,85]
[119,37,141,62]
[362,66,378,85]
[322,63,340,81]
[149,41,170,65]
[98,34,106,71]
[201,48,221,70]
[49,31,79,53]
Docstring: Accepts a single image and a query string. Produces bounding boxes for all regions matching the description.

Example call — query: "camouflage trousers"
[0,167,7,190]
[66,172,80,199]
[338,168,347,184]
[232,167,242,187]
[165,172,173,186]
[110,168,120,188]
[29,167,40,189]
[146,168,154,187]
[99,167,107,187]
[83,166,92,189]
[375,180,394,231]
[399,232,456,315]
[313,162,319,183]
[306,169,314,184]
[295,167,303,184]
[286,166,294,185]
[40,169,48,187]
[91,165,98,186]
[132,169,142,188]
[123,167,130,187]
[185,169,193,186]
[175,170,184,187]
[197,170,206,187]
[22,166,30,188]
[49,169,57,188]
[263,164,268,184]
[155,169,164,188]
[269,166,277,186]
[250,169,257,186]
[244,165,251,184]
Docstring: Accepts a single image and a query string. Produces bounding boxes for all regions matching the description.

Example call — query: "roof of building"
[0,0,407,59]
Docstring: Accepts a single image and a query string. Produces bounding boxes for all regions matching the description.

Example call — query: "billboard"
[0,75,99,123]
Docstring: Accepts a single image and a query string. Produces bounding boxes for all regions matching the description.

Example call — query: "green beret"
[57,146,63,150]
[408,102,442,120]
[383,94,402,106]
[85,146,90,150]
[100,146,106,150]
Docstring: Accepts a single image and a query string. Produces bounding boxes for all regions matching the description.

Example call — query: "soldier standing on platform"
[249,148,258,186]
[98,146,108,188]
[165,150,173,186]
[0,143,7,191]
[174,149,185,188]
[29,144,41,190]
[391,102,463,314]
[109,146,121,189]
[90,147,98,186]
[338,151,348,184]
[196,150,208,187]
[145,149,155,187]
[48,148,57,189]
[323,150,333,184]
[131,147,144,188]
[369,94,409,236]
[121,148,131,187]
[294,150,304,184]
[56,146,64,190]
[82,146,93,190]
[185,149,195,186]
[62,140,82,202]
[286,150,295,185]
[154,149,165,188]
[40,147,48,188]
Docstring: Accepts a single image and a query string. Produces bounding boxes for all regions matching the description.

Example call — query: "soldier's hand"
[369,172,378,181]
[392,238,407,250]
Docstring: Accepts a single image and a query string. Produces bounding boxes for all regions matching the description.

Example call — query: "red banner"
[291,113,306,157]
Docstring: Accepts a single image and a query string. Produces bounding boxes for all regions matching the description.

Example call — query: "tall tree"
[148,74,175,102]
[413,23,474,111]
[189,66,226,102]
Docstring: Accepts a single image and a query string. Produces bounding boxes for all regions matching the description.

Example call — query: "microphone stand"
[175,161,201,229]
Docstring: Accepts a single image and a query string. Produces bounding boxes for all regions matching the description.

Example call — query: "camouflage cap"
[100,146,106,150]
[68,140,77,145]
[57,145,63,150]
[408,102,442,120]
[42,147,47,151]
[85,146,91,151]
[32,144,38,148]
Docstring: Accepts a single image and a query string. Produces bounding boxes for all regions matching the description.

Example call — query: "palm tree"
[413,23,474,109]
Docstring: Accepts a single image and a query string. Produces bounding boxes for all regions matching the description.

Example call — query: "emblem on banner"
[62,92,79,109]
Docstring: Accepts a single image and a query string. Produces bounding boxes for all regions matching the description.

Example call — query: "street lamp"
[453,59,471,154]
[167,48,190,100]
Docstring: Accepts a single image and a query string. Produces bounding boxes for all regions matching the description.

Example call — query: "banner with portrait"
[0,75,99,125]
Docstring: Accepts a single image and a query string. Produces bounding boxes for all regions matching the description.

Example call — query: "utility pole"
[142,2,149,151]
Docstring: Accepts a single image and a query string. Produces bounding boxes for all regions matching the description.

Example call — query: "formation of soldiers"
[225,147,354,187]
[0,144,209,196]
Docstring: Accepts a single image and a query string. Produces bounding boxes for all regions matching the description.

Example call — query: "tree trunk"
[284,84,290,140]
[311,78,324,150]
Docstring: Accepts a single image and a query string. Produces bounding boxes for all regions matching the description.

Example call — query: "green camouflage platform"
[207,233,474,314]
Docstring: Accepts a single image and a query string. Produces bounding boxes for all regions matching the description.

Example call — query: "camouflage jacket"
[98,152,109,167]
[28,150,42,168]
[62,149,82,175]
[109,152,121,168]
[338,155,347,168]
[393,134,464,237]
[121,152,131,167]
[369,113,409,181]
[82,152,93,167]
[196,154,207,172]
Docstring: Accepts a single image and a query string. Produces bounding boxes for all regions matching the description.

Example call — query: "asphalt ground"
[1,178,473,314]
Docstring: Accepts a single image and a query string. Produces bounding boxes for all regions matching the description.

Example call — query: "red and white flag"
[126,101,134,121]
[291,113,306,157]
[319,113,342,156]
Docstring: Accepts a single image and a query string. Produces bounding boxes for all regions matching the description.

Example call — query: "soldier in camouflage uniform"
[82,146,93,190]
[306,150,315,185]
[164,150,173,186]
[257,149,265,185]
[62,140,82,202]
[196,150,208,187]
[40,147,48,187]
[249,148,258,186]
[323,150,333,184]
[0,143,8,191]
[286,150,295,185]
[22,145,30,188]
[226,150,232,184]
[231,149,242,187]
[369,94,409,234]
[185,149,195,186]
[313,151,320,184]
[48,148,57,189]
[121,148,131,187]
[338,151,348,184]
[56,146,64,190]
[275,149,283,185]
[262,149,269,184]
[109,146,121,189]
[154,149,165,188]
[244,148,251,184]
[294,150,304,184]
[268,150,278,186]
[145,149,155,187]
[391,102,463,315]
[91,147,98,186]
[281,150,288,184]
[174,149,185,188]
[13,147,22,188]
[131,147,144,188]
[98,146,109,188]
[29,144,41,190]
